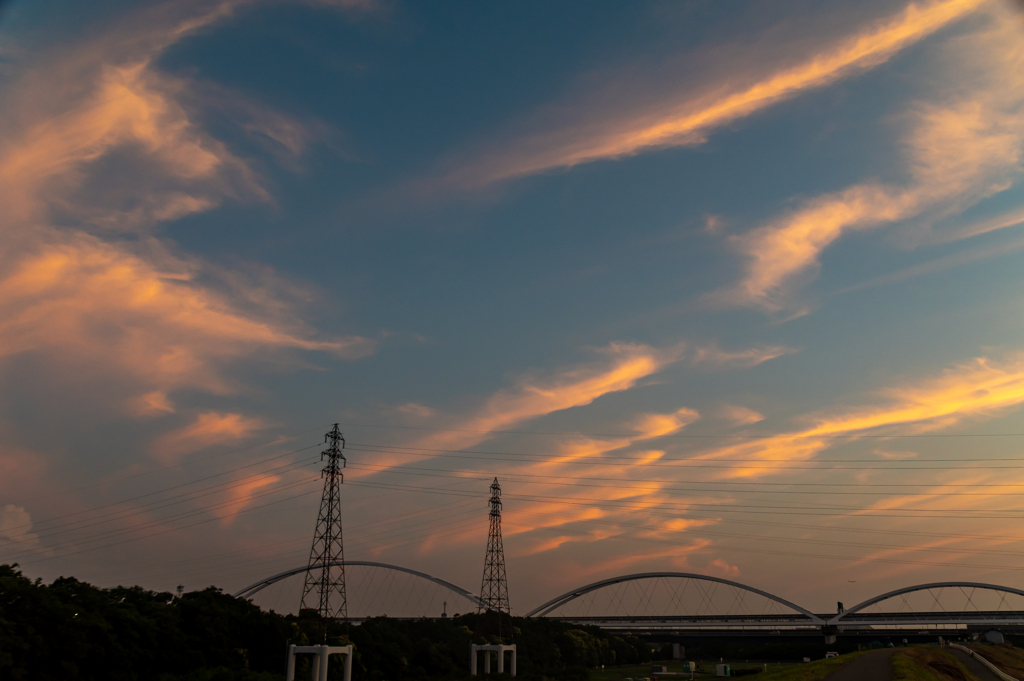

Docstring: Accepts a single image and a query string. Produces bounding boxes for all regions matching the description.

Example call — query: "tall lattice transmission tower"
[479,477,512,639]
[300,424,348,622]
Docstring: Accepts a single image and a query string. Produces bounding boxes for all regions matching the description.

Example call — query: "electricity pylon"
[479,477,512,640]
[300,424,348,622]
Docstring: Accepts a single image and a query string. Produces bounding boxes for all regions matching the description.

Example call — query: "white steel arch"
[524,572,824,623]
[233,560,482,609]
[828,581,1024,626]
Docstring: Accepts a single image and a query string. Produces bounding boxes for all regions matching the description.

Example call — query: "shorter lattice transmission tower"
[300,424,348,622]
[479,477,512,640]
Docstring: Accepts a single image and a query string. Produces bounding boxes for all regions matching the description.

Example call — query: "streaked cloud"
[0,0,374,428]
[435,0,983,189]
[699,353,1024,477]
[873,448,918,460]
[0,238,373,401]
[631,407,700,440]
[575,543,712,577]
[718,5,1024,310]
[395,403,436,419]
[216,474,282,526]
[411,342,685,452]
[719,404,765,426]
[692,343,798,368]
[132,391,177,416]
[151,411,267,462]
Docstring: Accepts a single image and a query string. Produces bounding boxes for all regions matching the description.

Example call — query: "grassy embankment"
[892,647,982,681]
[589,652,867,681]
[967,643,1024,678]
[758,651,868,681]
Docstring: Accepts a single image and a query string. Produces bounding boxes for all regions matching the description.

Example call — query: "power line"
[345,461,1024,497]
[339,423,1024,439]
[348,441,1024,463]
[346,448,1024,470]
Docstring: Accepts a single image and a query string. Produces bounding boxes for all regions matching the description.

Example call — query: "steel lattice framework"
[479,477,511,637]
[300,424,348,621]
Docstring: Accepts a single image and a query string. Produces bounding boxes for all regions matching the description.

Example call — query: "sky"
[3,0,1024,618]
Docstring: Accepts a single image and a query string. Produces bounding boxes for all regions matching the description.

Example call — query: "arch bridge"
[235,564,1024,636]
[234,560,481,620]
[525,572,824,633]
[528,575,1024,637]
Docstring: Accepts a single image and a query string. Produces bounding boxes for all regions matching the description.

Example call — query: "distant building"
[985,629,1005,644]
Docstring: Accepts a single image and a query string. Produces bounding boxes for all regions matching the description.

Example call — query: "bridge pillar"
[471,644,516,677]
[285,644,353,681]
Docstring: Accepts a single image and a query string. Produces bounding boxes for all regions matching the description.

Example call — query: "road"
[949,648,1004,681]
[823,648,897,681]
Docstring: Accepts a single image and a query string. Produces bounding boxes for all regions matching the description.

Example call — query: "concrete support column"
[497,650,504,674]
[318,646,330,681]
[345,646,353,681]
[510,648,516,677]
[310,655,320,681]
[286,645,297,681]
[484,650,491,674]
[471,646,478,675]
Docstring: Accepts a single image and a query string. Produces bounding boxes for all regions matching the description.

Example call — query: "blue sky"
[3,0,1024,616]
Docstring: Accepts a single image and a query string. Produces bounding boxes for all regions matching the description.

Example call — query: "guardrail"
[948,642,1018,681]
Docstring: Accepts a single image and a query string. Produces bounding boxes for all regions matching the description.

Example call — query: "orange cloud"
[575,542,712,577]
[215,474,282,527]
[718,6,1024,310]
[151,412,267,462]
[411,342,684,453]
[0,0,374,421]
[698,353,1024,477]
[0,238,373,397]
[631,408,700,440]
[437,0,983,189]
[707,558,740,577]
[132,391,176,416]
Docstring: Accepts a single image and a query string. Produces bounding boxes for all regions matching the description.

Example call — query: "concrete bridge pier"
[471,644,516,676]
[286,644,353,681]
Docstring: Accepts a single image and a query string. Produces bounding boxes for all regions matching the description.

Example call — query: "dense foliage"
[0,565,651,681]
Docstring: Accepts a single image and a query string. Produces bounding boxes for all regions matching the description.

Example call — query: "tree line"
[0,565,653,680]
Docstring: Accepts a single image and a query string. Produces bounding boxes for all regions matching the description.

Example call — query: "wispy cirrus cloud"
[151,411,268,462]
[410,342,685,453]
[698,353,1024,477]
[692,343,797,368]
[433,0,983,190]
[215,473,281,526]
[0,0,374,428]
[719,404,765,426]
[717,4,1024,311]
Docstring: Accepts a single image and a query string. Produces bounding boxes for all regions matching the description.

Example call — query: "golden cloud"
[410,342,684,453]
[719,4,1024,310]
[698,353,1024,478]
[437,0,983,189]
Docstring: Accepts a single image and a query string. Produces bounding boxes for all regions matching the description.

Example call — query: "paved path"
[823,648,897,681]
[949,648,1005,681]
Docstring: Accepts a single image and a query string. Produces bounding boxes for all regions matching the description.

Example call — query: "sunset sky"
[4,0,1024,617]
